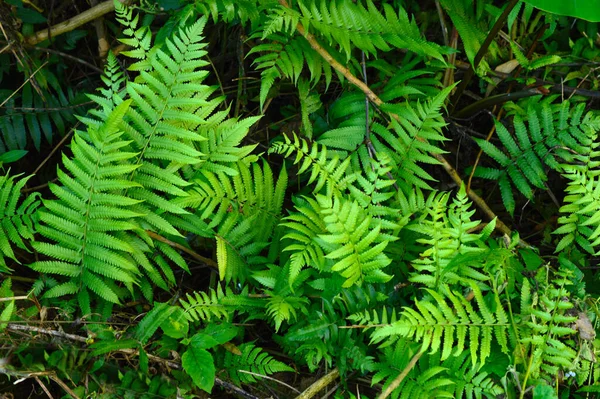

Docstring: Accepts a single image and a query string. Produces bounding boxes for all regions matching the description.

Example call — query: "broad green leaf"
[522,0,600,21]
[182,345,215,392]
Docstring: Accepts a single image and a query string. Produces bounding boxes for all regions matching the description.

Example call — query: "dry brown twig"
[24,0,132,46]
[377,350,424,399]
[295,368,340,399]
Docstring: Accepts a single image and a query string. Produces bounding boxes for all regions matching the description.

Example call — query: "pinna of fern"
[310,86,453,193]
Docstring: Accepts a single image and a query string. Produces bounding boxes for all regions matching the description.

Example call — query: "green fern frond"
[196,116,260,175]
[553,114,600,254]
[375,55,444,101]
[281,196,328,286]
[372,340,455,399]
[348,305,399,327]
[516,269,579,383]
[114,0,153,70]
[194,0,266,26]
[407,185,494,290]
[266,293,309,331]
[0,84,85,153]
[317,194,394,287]
[372,86,452,191]
[0,173,40,273]
[270,133,357,197]
[180,286,230,322]
[29,100,141,304]
[442,352,504,398]
[473,101,600,215]
[554,171,600,254]
[79,52,126,130]
[270,0,445,62]
[222,343,294,385]
[249,33,332,110]
[372,283,509,366]
[439,0,499,71]
[181,161,287,282]
[181,160,287,241]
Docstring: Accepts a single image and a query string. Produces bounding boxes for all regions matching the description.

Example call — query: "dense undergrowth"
[1,0,600,398]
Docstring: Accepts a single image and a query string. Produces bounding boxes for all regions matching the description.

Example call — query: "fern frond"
[407,185,494,290]
[516,269,579,383]
[372,86,452,191]
[269,133,357,197]
[372,340,455,399]
[222,343,294,385]
[0,173,40,272]
[473,101,600,215]
[317,194,393,287]
[114,0,153,70]
[29,100,141,304]
[553,112,600,254]
[372,283,509,366]
[281,196,328,286]
[271,0,445,62]
[180,286,230,322]
[0,84,85,152]
[439,0,499,70]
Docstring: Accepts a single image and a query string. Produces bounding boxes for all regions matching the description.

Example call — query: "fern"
[281,196,328,286]
[221,343,294,385]
[268,0,445,61]
[180,160,287,241]
[318,194,394,287]
[516,270,579,384]
[372,283,509,366]
[194,0,265,27]
[553,114,600,254]
[0,173,40,273]
[249,34,333,110]
[440,0,499,71]
[29,100,141,304]
[373,348,503,399]
[407,185,496,290]
[270,133,357,197]
[186,159,288,283]
[472,101,600,215]
[0,278,15,331]
[180,286,230,322]
[314,86,453,192]
[249,0,445,109]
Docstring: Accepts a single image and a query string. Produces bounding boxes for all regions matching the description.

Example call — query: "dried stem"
[25,0,131,46]
[6,323,89,343]
[295,368,340,399]
[0,61,48,109]
[377,350,424,399]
